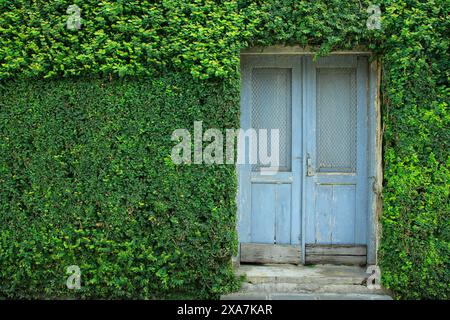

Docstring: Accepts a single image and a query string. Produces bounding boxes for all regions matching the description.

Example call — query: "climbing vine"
[0,0,448,299]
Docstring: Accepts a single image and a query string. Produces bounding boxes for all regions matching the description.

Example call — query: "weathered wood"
[305,244,367,265]
[367,59,383,265]
[240,243,301,264]
[305,255,367,266]
[305,244,367,256]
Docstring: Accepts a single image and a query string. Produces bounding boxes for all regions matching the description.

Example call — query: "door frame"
[236,47,382,266]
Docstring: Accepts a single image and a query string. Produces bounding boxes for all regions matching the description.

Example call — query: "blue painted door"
[239,55,369,263]
[304,56,368,246]
[239,56,302,250]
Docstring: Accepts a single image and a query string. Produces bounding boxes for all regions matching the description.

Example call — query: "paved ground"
[221,264,393,300]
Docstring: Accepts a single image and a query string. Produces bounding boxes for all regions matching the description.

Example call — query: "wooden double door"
[239,55,370,265]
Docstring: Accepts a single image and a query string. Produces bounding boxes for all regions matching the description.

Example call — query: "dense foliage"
[0,0,448,299]
[0,77,240,299]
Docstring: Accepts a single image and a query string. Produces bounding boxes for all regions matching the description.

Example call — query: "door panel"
[305,56,368,250]
[239,56,302,263]
[251,68,292,172]
[275,183,292,244]
[249,183,292,244]
[250,183,276,243]
[314,184,357,244]
[316,68,357,173]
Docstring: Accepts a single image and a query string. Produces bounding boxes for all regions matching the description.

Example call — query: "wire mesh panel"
[316,68,357,173]
[251,68,292,172]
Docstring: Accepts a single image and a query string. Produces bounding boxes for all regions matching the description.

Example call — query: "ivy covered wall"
[0,0,448,299]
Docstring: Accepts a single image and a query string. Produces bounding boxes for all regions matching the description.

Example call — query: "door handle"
[306,154,314,176]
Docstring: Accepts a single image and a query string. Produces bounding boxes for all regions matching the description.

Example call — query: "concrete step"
[237,264,367,286]
[241,282,387,295]
[221,292,393,300]
[221,264,392,300]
